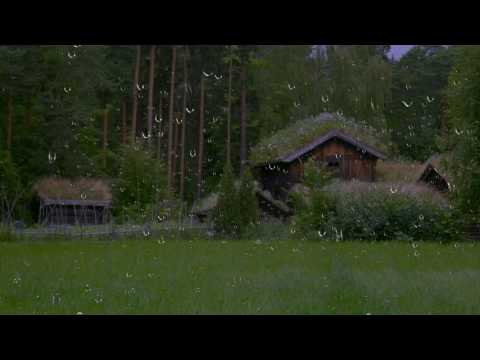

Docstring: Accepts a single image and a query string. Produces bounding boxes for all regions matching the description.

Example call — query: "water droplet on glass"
[176,118,183,125]
[189,150,197,158]
[81,193,87,200]
[48,152,57,164]
[186,107,195,114]
[288,83,296,90]
[321,95,329,104]
[426,96,435,103]
[402,101,413,108]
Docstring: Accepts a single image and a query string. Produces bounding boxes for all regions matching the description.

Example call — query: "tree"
[386,45,457,161]
[237,167,259,233]
[446,45,480,222]
[167,46,177,190]
[147,45,156,147]
[179,46,189,206]
[131,45,142,143]
[197,72,206,199]
[214,161,240,236]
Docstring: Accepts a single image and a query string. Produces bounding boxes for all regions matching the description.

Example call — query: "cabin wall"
[257,139,379,199]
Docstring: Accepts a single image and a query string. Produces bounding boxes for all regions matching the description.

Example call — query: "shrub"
[214,164,260,238]
[237,168,260,233]
[214,162,240,236]
[113,144,170,223]
[296,181,461,242]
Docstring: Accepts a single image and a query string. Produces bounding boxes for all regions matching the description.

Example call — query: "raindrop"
[321,95,329,104]
[143,229,151,237]
[81,193,87,200]
[294,102,301,108]
[142,131,151,140]
[419,215,425,221]
[48,152,57,164]
[390,187,399,194]
[155,115,162,123]
[402,101,413,108]
[67,52,76,59]
[176,118,183,125]
[186,107,195,114]
[288,83,296,90]
[63,87,72,94]
[214,74,223,80]
[414,251,420,257]
[189,150,197,158]
[426,96,435,103]
[202,71,212,78]
[125,273,133,279]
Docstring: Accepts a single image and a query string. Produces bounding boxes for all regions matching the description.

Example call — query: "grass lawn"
[1,237,479,315]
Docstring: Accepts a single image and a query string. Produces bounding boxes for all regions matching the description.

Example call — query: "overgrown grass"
[1,236,479,314]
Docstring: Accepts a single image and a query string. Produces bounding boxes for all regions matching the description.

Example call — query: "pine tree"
[214,161,240,236]
[237,167,259,233]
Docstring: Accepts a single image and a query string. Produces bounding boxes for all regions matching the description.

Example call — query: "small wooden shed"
[417,155,452,193]
[34,177,112,226]
[251,113,388,200]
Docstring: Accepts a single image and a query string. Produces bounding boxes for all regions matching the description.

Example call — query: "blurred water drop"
[402,101,413,108]
[189,150,197,158]
[48,152,57,164]
[321,95,329,104]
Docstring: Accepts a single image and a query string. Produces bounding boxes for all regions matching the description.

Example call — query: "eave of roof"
[256,129,387,167]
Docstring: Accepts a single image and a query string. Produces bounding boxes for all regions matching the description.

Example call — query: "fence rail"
[13,222,213,240]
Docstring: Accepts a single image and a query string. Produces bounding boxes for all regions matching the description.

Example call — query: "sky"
[390,45,415,59]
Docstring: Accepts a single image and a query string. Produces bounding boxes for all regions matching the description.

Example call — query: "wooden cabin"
[255,129,387,200]
[34,177,112,226]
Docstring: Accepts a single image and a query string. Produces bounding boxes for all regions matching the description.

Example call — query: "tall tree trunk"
[157,95,163,160]
[179,46,188,205]
[121,100,127,145]
[6,95,13,160]
[167,46,177,190]
[227,45,233,165]
[172,116,180,190]
[147,45,156,148]
[131,45,142,144]
[240,65,247,177]
[197,74,205,200]
[102,107,109,168]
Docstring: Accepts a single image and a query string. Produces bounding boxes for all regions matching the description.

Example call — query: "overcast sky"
[390,45,415,59]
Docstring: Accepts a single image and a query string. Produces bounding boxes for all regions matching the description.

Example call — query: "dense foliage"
[0,44,477,235]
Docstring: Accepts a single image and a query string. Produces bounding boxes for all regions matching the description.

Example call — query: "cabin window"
[326,155,341,169]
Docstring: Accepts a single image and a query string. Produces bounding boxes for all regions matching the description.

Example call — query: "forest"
[0,45,479,238]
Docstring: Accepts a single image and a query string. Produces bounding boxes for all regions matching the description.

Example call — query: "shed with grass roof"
[251,113,389,200]
[34,177,112,226]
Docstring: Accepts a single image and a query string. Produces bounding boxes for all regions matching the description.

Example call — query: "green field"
[1,237,480,315]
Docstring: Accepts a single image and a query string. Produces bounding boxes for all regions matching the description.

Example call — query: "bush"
[113,144,170,223]
[214,163,260,238]
[295,181,461,242]
[214,162,240,236]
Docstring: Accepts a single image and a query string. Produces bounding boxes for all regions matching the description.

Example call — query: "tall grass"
[1,238,479,314]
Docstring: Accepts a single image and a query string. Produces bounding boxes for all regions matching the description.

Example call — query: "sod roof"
[34,177,112,205]
[250,113,390,166]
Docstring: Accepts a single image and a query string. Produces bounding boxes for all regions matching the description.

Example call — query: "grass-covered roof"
[250,113,391,166]
[34,177,112,203]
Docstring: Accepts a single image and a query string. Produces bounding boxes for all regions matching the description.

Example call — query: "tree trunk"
[6,95,13,160]
[227,45,233,165]
[240,65,247,177]
[179,46,188,205]
[121,100,127,145]
[147,45,156,148]
[102,107,109,168]
[167,46,177,190]
[197,74,205,200]
[157,95,163,160]
[131,45,142,144]
[172,115,180,190]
